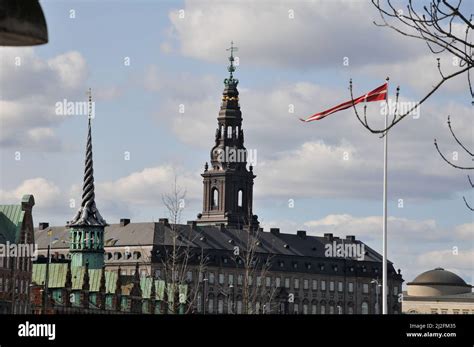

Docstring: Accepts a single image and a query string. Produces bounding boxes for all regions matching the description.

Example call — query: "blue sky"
[1,0,472,284]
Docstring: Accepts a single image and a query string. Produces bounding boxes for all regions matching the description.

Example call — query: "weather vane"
[224,41,239,86]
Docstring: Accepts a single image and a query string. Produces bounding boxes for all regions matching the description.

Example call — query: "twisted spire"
[69,89,107,227]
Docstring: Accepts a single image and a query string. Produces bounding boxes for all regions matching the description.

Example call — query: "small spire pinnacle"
[69,88,107,227]
[224,41,239,86]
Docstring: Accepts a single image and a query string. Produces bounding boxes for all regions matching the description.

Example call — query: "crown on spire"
[68,88,107,227]
[224,41,239,87]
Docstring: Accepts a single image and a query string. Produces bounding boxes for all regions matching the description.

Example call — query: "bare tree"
[351,0,473,134]
[158,175,207,314]
[231,229,278,314]
[434,116,474,210]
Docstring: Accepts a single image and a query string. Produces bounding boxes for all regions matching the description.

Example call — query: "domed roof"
[409,268,469,287]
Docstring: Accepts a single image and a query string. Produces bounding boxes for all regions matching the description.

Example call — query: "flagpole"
[382,78,389,315]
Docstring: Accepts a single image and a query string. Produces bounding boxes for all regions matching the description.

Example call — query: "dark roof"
[408,268,470,287]
[35,222,386,263]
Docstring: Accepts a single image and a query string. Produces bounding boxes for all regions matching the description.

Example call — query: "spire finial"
[224,41,239,86]
[68,88,107,227]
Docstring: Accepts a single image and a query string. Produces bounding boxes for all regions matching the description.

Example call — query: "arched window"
[208,294,215,314]
[237,189,243,208]
[217,295,224,314]
[320,301,326,314]
[220,125,224,138]
[227,126,232,138]
[211,188,219,209]
[361,301,369,315]
[302,300,309,315]
[311,300,317,314]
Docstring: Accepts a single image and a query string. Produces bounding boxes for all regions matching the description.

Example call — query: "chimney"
[324,233,333,241]
[270,228,280,236]
[39,222,49,230]
[219,224,226,232]
[159,218,169,226]
[120,218,130,227]
[297,230,306,238]
[346,235,356,242]
[187,220,196,228]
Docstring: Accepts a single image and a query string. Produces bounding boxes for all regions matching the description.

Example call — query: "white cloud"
[96,164,202,206]
[0,178,61,208]
[166,0,424,69]
[0,48,89,149]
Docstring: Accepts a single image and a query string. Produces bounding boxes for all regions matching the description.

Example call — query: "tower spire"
[196,43,259,231]
[224,41,239,86]
[69,88,106,227]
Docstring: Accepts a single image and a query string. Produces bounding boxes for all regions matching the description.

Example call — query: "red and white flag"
[300,82,388,122]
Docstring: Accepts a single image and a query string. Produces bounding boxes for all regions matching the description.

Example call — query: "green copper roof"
[0,204,25,243]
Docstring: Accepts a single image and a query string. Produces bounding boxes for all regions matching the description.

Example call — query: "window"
[294,278,300,290]
[218,297,224,314]
[212,188,219,209]
[393,286,399,295]
[256,276,262,287]
[320,304,326,314]
[248,276,253,286]
[227,126,232,138]
[228,274,234,285]
[208,296,214,313]
[431,309,438,314]
[237,274,243,286]
[361,302,369,315]
[294,303,299,314]
[329,304,335,314]
[238,190,243,208]
[303,302,309,315]
[197,293,202,313]
[348,282,354,293]
[329,281,334,292]
[311,303,317,314]
[209,272,215,284]
[338,281,343,292]
[312,280,317,291]
[237,300,243,314]
[363,283,369,294]
[275,277,281,288]
[140,270,147,277]
[218,273,225,285]
[186,271,193,282]
[321,280,326,291]
[284,278,290,289]
[303,279,309,290]
[347,305,354,314]
[441,309,448,314]
[265,277,271,287]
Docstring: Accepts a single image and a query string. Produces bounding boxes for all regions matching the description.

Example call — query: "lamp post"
[371,279,382,314]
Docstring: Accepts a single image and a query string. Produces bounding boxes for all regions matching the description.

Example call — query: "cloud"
[166,0,424,69]
[0,48,89,149]
[0,178,61,208]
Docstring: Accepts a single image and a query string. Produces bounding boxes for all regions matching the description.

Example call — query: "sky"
[0,0,472,286]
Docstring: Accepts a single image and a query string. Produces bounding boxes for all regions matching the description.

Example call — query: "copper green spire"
[69,88,107,227]
[224,41,239,87]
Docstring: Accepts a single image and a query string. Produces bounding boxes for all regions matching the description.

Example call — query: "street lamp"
[371,279,382,315]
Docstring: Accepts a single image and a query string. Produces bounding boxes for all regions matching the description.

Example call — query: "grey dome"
[409,268,469,287]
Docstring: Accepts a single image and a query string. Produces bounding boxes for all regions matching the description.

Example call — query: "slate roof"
[35,222,386,263]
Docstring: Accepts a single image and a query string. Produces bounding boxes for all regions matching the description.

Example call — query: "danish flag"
[300,82,388,122]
